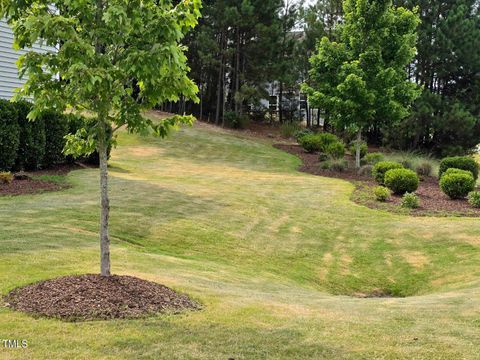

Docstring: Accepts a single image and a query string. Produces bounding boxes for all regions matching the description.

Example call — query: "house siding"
[0,19,55,99]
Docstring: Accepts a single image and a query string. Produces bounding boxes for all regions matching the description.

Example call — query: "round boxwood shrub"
[372,161,404,184]
[439,156,479,180]
[0,99,20,171]
[468,191,480,208]
[299,134,322,153]
[14,100,46,171]
[384,168,419,195]
[374,186,390,202]
[439,170,475,199]
[325,141,345,159]
[293,128,313,142]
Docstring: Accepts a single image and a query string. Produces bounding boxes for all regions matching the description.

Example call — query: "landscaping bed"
[4,274,201,321]
[275,143,480,217]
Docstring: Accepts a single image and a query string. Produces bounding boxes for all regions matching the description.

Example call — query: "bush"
[384,168,419,194]
[42,111,69,167]
[0,99,20,171]
[400,159,414,170]
[280,122,301,138]
[416,162,432,178]
[358,164,373,177]
[374,186,390,202]
[372,161,404,184]
[0,171,13,184]
[349,140,368,158]
[317,133,340,152]
[299,134,323,153]
[439,156,479,180]
[364,152,385,165]
[439,170,475,199]
[321,159,348,172]
[224,111,250,129]
[14,101,46,171]
[468,191,480,208]
[401,192,419,209]
[293,128,313,141]
[325,141,345,159]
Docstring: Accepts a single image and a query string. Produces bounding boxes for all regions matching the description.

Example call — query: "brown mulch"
[4,274,201,321]
[275,143,480,217]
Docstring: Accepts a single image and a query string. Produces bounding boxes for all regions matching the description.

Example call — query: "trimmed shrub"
[14,101,46,171]
[299,134,322,153]
[0,99,20,171]
[325,141,345,159]
[372,161,404,184]
[294,128,313,141]
[374,186,390,202]
[384,168,419,194]
[439,170,475,199]
[317,133,340,152]
[358,164,373,177]
[416,162,432,178]
[349,140,368,158]
[401,192,419,209]
[0,171,13,184]
[42,111,69,167]
[364,152,384,165]
[467,191,480,208]
[439,156,479,180]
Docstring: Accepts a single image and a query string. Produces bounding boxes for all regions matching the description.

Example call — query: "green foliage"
[321,159,348,172]
[14,100,45,171]
[384,168,419,195]
[358,164,373,177]
[223,112,250,129]
[303,0,420,140]
[364,152,385,165]
[349,141,367,158]
[439,170,475,199]
[2,0,201,158]
[372,161,404,184]
[0,99,19,171]
[42,111,69,168]
[415,162,432,178]
[0,171,13,184]
[401,192,419,209]
[374,186,390,202]
[439,156,479,180]
[299,132,340,153]
[280,122,302,138]
[293,128,314,141]
[325,141,345,159]
[468,191,480,208]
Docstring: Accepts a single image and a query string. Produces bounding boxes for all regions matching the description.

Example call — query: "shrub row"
[0,99,110,171]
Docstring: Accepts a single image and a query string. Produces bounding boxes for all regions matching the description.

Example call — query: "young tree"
[303,0,420,167]
[1,0,201,276]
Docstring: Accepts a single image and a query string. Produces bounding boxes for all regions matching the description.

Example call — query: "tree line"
[165,0,480,156]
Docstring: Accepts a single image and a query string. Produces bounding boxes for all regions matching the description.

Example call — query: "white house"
[0,19,54,99]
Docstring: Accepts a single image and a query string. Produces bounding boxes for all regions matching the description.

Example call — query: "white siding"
[0,19,55,99]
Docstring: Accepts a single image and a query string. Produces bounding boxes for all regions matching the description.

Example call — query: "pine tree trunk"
[355,129,362,169]
[98,123,111,276]
[279,81,283,123]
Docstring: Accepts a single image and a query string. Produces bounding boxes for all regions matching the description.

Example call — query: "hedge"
[0,99,20,171]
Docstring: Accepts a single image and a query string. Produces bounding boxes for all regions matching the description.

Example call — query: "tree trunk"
[98,123,111,276]
[234,28,240,115]
[355,129,362,169]
[279,81,283,123]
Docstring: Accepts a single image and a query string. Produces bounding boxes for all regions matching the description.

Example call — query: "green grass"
[1,120,480,359]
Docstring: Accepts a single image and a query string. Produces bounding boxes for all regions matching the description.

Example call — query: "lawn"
[1,120,480,359]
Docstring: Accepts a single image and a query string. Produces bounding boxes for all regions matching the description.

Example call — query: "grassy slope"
[1,121,480,359]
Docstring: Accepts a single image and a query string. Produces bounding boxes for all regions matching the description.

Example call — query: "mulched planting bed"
[4,274,201,321]
[275,143,480,217]
[0,178,68,196]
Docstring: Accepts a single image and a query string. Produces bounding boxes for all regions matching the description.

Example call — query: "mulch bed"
[0,163,89,196]
[275,143,480,217]
[4,274,201,321]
